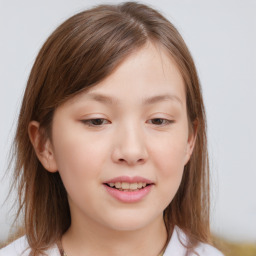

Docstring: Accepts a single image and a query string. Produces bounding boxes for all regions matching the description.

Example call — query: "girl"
[0,2,223,256]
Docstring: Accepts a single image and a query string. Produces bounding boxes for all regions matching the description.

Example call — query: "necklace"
[57,241,164,256]
[61,251,163,256]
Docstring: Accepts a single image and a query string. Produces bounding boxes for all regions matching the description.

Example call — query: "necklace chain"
[60,248,164,256]
[58,240,164,256]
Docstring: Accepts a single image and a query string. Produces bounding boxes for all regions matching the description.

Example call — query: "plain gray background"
[0,0,255,243]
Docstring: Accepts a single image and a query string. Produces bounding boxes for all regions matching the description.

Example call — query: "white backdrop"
[0,0,255,243]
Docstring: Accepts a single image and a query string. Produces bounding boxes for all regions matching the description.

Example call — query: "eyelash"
[81,118,174,127]
[147,118,174,126]
[81,119,109,127]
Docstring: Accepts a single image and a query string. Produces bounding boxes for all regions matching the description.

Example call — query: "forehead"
[99,42,183,88]
[64,42,185,109]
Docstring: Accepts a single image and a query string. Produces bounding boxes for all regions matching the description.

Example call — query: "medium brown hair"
[11,2,210,255]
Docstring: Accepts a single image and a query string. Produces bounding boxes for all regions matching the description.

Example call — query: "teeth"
[115,182,121,189]
[129,183,138,190]
[107,182,148,190]
[122,182,129,190]
[137,182,142,189]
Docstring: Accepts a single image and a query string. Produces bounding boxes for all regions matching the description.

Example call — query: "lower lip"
[104,184,153,203]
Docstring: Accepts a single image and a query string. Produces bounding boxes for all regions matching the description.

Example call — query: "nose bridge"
[112,119,148,165]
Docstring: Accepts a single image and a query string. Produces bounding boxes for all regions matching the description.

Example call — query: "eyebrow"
[86,93,182,106]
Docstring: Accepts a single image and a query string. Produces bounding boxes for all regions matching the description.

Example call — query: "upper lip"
[104,176,154,184]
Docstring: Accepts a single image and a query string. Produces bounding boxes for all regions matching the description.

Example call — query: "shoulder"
[194,242,223,256]
[0,236,60,256]
[0,236,30,256]
[164,226,224,256]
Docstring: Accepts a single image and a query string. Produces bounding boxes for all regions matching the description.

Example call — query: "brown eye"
[82,119,109,127]
[148,118,174,126]
[151,118,164,125]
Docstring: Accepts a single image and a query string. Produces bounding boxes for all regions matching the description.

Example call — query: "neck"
[62,214,167,256]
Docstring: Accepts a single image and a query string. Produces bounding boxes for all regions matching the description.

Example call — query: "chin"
[100,211,160,232]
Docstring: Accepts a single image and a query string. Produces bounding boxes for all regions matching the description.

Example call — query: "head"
[13,2,210,254]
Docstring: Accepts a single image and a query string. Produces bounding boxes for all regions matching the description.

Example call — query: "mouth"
[104,181,152,192]
[103,176,154,202]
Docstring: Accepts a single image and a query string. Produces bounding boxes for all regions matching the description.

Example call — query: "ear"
[184,120,198,165]
[28,121,58,173]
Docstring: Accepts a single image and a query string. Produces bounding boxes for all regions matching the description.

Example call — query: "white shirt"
[0,227,223,256]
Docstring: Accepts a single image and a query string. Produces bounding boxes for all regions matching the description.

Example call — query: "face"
[37,42,195,232]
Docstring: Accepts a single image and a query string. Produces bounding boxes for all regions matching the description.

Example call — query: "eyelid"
[147,118,175,126]
[81,118,110,127]
[79,113,175,128]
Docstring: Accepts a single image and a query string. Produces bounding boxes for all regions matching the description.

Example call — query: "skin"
[29,42,196,256]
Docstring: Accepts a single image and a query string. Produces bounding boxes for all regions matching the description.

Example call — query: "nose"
[111,124,148,166]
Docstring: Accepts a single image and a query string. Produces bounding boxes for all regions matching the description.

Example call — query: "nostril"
[137,159,145,164]
[117,158,145,165]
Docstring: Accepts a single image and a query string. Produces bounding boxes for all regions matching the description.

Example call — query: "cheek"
[148,130,188,203]
[52,127,110,183]
[51,131,111,211]
[149,133,188,177]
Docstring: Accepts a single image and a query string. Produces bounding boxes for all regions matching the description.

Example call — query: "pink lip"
[104,184,153,203]
[103,176,154,203]
[104,176,153,184]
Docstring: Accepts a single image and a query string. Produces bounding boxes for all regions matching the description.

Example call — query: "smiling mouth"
[104,182,152,191]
